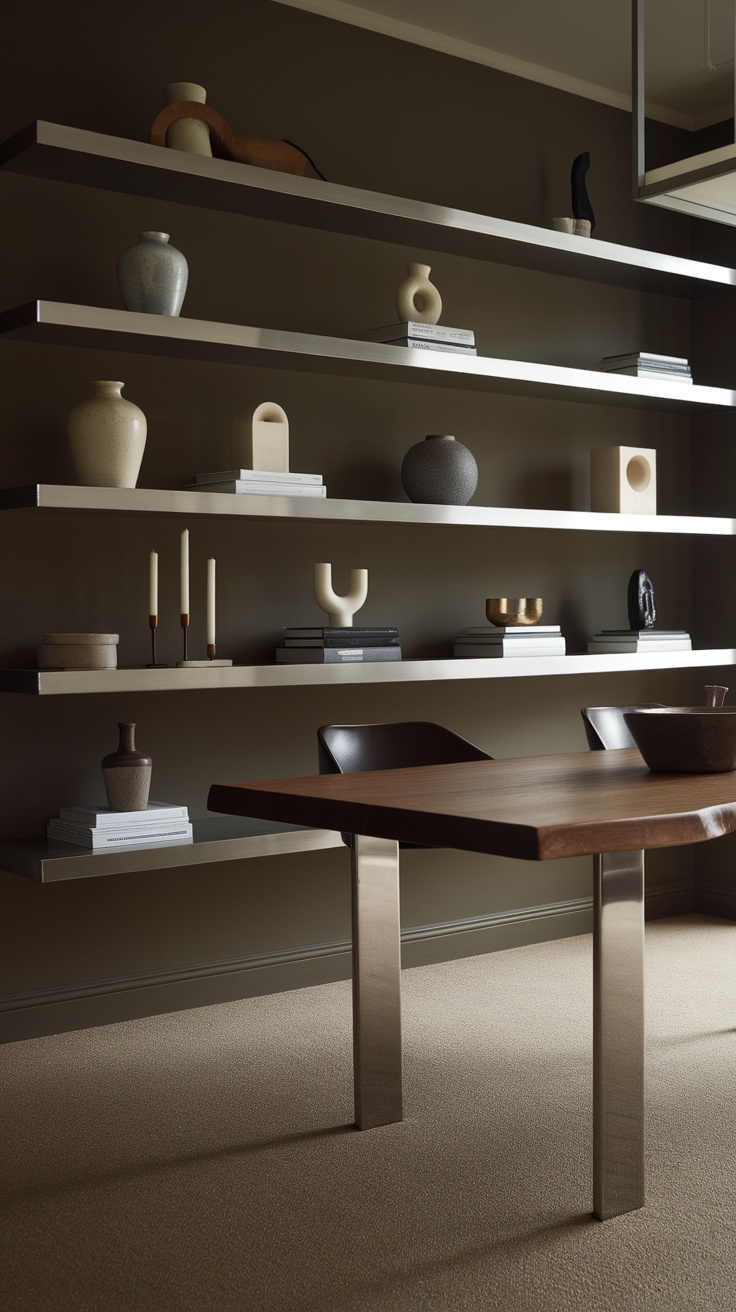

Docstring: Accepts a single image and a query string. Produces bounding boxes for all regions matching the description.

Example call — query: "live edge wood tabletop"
[207,747,736,862]
[207,746,736,1221]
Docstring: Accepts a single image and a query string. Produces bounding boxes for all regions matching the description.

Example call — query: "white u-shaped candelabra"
[314,562,368,627]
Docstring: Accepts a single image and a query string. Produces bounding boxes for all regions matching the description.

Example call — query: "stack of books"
[600,352,692,383]
[187,469,326,497]
[276,626,402,663]
[362,320,477,356]
[453,625,566,658]
[47,802,193,850]
[588,629,692,654]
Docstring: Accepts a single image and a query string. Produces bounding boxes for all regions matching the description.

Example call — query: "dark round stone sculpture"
[628,568,656,630]
[400,434,478,505]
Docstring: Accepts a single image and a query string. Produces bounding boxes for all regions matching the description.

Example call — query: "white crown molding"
[270,0,696,130]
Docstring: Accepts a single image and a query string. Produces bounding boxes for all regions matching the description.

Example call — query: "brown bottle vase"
[101,722,153,812]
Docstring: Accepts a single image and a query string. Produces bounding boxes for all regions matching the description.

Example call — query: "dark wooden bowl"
[623,707,736,773]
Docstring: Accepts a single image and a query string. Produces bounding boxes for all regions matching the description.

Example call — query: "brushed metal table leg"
[593,848,645,1220]
[351,833,403,1129]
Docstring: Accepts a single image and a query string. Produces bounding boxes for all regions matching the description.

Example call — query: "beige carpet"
[1,914,735,1312]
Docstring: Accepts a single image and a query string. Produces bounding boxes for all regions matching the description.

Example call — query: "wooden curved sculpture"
[150,101,308,176]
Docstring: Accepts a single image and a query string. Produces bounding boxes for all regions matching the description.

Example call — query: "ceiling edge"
[271,0,696,129]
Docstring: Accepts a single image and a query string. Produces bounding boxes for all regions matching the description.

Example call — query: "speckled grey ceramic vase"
[400,434,478,505]
[117,231,188,316]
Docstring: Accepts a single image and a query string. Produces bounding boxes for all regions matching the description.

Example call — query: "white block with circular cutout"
[590,446,656,515]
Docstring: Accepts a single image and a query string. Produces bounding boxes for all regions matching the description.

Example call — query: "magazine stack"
[362,320,476,355]
[47,802,193,849]
[454,625,565,658]
[587,629,692,654]
[187,469,326,497]
[276,626,401,664]
[600,352,692,383]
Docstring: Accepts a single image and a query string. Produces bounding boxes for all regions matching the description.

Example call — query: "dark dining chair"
[318,719,492,782]
[318,719,492,848]
[581,703,665,752]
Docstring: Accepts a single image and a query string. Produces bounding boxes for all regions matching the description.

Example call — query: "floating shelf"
[1,301,733,411]
[0,816,343,883]
[639,147,736,228]
[1,651,733,695]
[633,1,736,230]
[2,121,734,296]
[1,483,734,536]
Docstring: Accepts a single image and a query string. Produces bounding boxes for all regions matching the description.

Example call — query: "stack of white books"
[47,802,193,850]
[362,320,477,355]
[187,469,326,497]
[600,352,692,383]
[588,629,692,654]
[453,625,566,658]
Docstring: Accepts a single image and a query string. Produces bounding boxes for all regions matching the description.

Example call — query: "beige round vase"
[67,381,147,488]
[395,262,442,325]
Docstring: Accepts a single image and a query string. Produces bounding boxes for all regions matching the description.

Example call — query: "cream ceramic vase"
[67,381,147,488]
[396,262,442,324]
[163,81,213,156]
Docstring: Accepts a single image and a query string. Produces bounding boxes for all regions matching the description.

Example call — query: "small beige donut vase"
[396,262,442,325]
[67,381,147,488]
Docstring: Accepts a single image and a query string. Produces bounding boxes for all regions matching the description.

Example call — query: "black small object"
[571,152,595,232]
[627,569,656,630]
[282,140,327,181]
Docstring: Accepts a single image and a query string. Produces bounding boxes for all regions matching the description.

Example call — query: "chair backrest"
[581,704,666,751]
[317,720,492,776]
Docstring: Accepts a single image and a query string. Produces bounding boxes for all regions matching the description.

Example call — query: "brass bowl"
[486,597,543,627]
[624,707,736,773]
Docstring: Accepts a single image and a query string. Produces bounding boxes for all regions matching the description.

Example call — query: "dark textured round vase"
[400,434,478,505]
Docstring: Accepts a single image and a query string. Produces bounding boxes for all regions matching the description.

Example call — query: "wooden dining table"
[208,747,736,1221]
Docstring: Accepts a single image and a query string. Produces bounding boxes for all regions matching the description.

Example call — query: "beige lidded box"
[39,633,119,670]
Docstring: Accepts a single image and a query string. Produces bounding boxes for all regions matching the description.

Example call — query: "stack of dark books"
[47,802,193,849]
[362,320,476,356]
[587,629,692,654]
[600,352,692,384]
[187,468,326,497]
[453,625,565,658]
[276,626,401,663]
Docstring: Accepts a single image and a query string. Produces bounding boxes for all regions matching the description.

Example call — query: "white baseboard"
[0,880,694,1043]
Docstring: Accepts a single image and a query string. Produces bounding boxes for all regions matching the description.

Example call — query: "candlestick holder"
[145,615,172,668]
[177,636,233,668]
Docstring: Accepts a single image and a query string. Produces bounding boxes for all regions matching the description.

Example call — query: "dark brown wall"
[0,0,723,1038]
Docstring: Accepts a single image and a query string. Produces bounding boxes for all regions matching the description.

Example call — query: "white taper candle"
[149,550,158,616]
[180,529,189,614]
[207,557,216,646]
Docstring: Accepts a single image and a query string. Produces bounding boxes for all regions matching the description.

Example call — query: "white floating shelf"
[0,301,731,411]
[639,147,736,227]
[2,121,735,294]
[1,651,733,695]
[0,483,733,535]
[0,816,343,883]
